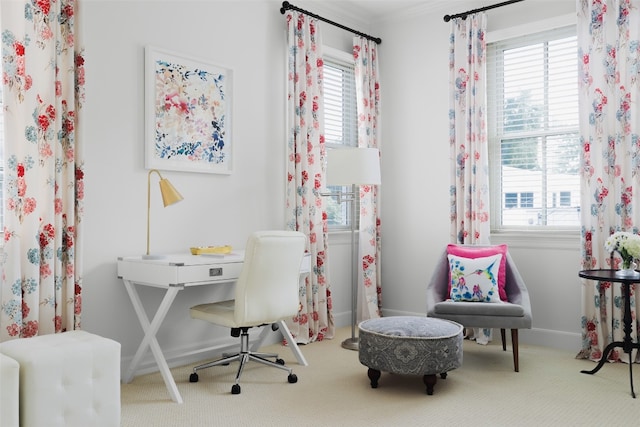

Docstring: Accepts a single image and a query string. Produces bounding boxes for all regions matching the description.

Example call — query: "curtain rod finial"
[443,15,452,22]
[280,1,290,14]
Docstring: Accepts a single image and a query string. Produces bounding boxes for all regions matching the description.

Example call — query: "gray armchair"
[426,247,532,372]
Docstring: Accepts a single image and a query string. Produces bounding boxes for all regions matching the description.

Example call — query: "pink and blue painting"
[145,46,233,174]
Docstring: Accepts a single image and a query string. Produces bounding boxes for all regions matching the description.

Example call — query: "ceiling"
[340,1,434,17]
[289,0,486,24]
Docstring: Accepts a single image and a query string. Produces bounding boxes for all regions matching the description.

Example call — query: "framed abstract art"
[145,46,233,174]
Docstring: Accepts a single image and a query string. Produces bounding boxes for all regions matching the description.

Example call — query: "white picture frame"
[145,46,233,174]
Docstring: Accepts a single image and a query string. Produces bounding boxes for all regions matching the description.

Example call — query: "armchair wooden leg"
[500,328,507,351]
[511,329,519,372]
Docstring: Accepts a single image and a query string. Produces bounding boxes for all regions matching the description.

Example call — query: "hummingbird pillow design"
[447,253,503,303]
[447,244,508,301]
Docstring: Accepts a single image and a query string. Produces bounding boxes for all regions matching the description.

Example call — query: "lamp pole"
[341,183,360,350]
[146,170,158,257]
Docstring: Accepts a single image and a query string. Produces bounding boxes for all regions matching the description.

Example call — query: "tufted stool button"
[358,316,463,395]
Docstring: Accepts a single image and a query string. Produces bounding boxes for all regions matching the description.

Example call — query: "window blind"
[323,56,357,147]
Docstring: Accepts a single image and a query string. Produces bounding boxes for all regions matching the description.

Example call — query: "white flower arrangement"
[605,231,640,269]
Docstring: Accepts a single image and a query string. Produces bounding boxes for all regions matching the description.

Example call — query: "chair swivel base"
[189,328,298,394]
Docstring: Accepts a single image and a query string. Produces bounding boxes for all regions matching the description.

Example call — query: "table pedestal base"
[580,340,639,398]
[579,270,640,399]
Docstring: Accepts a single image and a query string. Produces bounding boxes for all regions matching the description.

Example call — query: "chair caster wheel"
[276,358,285,365]
[189,373,199,383]
[231,384,241,394]
[288,373,298,383]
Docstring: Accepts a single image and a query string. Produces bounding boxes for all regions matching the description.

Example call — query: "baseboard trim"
[381,308,581,352]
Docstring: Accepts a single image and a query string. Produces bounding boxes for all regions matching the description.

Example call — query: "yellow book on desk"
[190,245,233,256]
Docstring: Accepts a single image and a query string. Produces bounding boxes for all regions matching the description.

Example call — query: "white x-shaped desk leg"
[122,280,184,404]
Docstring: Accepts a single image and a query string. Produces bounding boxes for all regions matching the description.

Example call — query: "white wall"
[81,0,583,377]
[82,0,358,374]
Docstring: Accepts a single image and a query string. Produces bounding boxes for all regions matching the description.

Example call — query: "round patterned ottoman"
[358,316,463,395]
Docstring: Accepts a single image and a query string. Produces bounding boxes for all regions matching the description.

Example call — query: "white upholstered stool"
[1,352,20,427]
[0,330,121,427]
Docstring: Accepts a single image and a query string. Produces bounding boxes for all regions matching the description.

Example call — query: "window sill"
[327,230,356,246]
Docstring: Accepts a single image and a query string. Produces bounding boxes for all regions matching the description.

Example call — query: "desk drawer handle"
[209,267,223,277]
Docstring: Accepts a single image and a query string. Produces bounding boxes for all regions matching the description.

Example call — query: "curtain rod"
[443,0,525,22]
[280,1,382,45]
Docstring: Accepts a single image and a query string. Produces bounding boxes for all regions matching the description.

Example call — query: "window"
[323,48,358,230]
[505,193,517,209]
[520,192,534,209]
[488,25,579,230]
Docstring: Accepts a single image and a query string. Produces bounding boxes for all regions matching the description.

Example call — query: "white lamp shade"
[326,148,381,186]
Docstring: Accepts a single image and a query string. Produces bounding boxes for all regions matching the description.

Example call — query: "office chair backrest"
[234,230,307,325]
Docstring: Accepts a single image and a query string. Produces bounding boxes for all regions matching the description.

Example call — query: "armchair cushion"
[433,300,525,317]
[448,253,502,303]
[447,244,508,300]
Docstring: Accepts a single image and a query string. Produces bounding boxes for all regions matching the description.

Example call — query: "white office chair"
[189,230,307,394]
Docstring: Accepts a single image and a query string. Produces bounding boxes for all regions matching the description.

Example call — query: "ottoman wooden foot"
[423,374,437,395]
[368,368,381,388]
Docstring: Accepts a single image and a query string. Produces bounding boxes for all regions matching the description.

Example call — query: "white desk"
[117,251,310,403]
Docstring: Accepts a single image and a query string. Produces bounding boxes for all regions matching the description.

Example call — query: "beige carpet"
[122,327,636,426]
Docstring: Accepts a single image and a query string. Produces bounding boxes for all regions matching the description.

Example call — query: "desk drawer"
[117,259,244,287]
[177,262,244,285]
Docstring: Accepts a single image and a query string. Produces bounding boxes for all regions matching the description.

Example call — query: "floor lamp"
[143,169,184,260]
[325,148,381,350]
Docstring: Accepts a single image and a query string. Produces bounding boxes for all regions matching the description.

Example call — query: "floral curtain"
[353,36,382,321]
[284,10,334,344]
[577,0,640,364]
[448,13,492,344]
[449,13,490,245]
[0,0,85,341]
